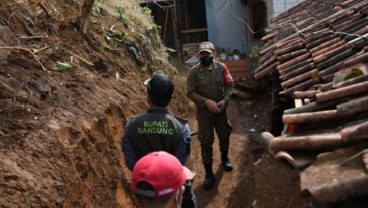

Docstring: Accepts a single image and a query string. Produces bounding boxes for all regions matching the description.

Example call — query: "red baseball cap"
[132,151,195,197]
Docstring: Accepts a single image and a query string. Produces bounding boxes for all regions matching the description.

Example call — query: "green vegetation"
[92,0,105,16]
[116,5,135,28]
[104,33,117,46]
[140,65,147,74]
[56,61,72,70]
[344,68,363,80]
[121,32,129,40]
[315,84,323,92]
[142,7,161,37]
[90,1,169,75]
[116,6,127,21]
[251,46,261,58]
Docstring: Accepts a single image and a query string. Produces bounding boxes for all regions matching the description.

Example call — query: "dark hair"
[148,94,172,107]
[136,181,174,206]
[147,73,174,107]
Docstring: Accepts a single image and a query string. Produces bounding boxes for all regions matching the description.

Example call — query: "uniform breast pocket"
[216,77,225,93]
[216,76,224,84]
[196,80,209,94]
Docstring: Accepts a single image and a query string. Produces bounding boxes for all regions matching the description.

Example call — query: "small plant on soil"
[344,68,363,80]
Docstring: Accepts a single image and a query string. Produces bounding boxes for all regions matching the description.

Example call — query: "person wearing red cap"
[132,151,195,208]
[187,41,234,189]
[122,73,197,207]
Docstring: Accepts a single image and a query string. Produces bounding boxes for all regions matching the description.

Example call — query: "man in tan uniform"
[187,42,234,189]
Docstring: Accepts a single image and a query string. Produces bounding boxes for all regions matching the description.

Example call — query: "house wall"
[204,0,305,53]
[266,0,305,23]
[205,0,247,54]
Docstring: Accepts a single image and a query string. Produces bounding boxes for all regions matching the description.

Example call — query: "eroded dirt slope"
[0,0,308,208]
[0,0,184,207]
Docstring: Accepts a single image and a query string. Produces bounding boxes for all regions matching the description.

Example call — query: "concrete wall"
[204,0,304,53]
[267,0,305,23]
[205,0,247,53]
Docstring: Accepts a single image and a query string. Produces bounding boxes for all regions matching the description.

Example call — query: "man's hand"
[216,100,226,112]
[205,99,221,113]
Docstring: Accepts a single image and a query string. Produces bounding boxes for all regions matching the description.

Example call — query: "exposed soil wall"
[0,1,308,207]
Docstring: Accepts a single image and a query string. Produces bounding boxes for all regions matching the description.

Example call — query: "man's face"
[198,51,213,58]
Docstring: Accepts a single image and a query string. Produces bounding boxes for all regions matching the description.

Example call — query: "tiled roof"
[256,0,368,205]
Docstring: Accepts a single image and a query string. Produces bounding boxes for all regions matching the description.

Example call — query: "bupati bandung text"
[137,121,174,135]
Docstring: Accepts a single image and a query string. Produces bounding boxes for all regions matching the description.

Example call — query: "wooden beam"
[292,91,318,99]
[333,74,368,89]
[255,63,277,79]
[271,132,343,151]
[280,79,320,97]
[311,39,345,58]
[341,120,368,142]
[316,81,368,102]
[171,3,180,52]
[279,59,313,76]
[281,69,319,88]
[181,28,208,34]
[278,49,309,63]
[313,44,351,64]
[280,63,315,81]
[284,100,340,115]
[283,110,338,124]
[277,53,310,72]
[337,95,368,116]
[275,42,304,56]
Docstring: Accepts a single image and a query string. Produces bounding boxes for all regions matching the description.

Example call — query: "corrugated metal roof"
[256,0,368,205]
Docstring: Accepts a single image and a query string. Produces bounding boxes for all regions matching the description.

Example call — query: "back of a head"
[136,182,176,208]
[131,151,194,208]
[146,73,174,107]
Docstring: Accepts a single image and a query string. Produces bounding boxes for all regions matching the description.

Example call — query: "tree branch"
[0,46,47,71]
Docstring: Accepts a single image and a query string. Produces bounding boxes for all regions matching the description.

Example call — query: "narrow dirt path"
[185,95,271,208]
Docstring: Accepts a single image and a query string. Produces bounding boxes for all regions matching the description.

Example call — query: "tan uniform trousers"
[197,109,232,164]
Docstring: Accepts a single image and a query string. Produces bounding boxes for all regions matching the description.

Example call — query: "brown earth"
[0,0,308,207]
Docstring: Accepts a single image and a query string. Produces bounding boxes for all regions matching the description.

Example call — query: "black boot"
[221,155,233,172]
[203,163,215,189]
